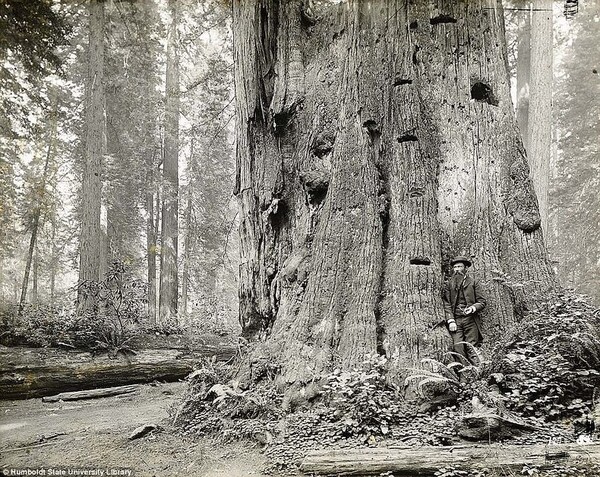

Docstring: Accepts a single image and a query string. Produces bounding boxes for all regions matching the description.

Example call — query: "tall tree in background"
[78,0,106,305]
[0,0,69,301]
[178,0,236,325]
[137,3,163,326]
[147,161,160,324]
[18,96,58,314]
[181,61,235,319]
[233,0,555,392]
[550,0,600,304]
[516,5,531,150]
[105,1,161,267]
[181,182,193,318]
[0,140,17,300]
[159,0,180,325]
[527,0,553,238]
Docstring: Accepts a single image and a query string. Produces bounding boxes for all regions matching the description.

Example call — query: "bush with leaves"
[0,302,70,347]
[73,260,147,351]
[321,353,406,437]
[490,294,600,420]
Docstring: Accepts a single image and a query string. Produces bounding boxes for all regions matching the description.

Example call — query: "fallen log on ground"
[300,443,600,476]
[0,344,235,400]
[42,384,142,402]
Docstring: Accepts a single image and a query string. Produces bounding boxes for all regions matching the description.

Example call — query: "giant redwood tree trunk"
[79,0,105,308]
[233,0,555,388]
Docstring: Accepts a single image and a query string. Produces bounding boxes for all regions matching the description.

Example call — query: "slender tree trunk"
[527,0,553,239]
[49,214,57,301]
[159,0,180,326]
[181,192,193,320]
[181,137,195,320]
[233,0,555,390]
[19,211,41,313]
[154,178,163,316]
[19,101,57,314]
[516,5,531,151]
[13,275,18,302]
[146,161,158,325]
[78,0,105,307]
[32,244,39,303]
[140,17,160,326]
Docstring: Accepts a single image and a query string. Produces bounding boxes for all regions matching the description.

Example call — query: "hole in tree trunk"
[471,82,499,106]
[430,14,457,25]
[409,20,418,30]
[313,136,333,158]
[273,111,292,136]
[398,134,418,143]
[409,187,424,198]
[300,1,317,27]
[363,120,381,140]
[410,257,431,266]
[394,77,412,86]
[268,198,287,229]
[333,28,345,40]
[412,46,420,65]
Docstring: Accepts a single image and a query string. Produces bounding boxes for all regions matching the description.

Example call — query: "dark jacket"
[442,274,486,337]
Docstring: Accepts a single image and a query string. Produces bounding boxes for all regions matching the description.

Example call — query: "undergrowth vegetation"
[0,261,147,351]
[175,293,600,475]
[1,259,238,352]
[491,294,600,420]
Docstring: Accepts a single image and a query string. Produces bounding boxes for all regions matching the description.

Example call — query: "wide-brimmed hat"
[450,256,472,267]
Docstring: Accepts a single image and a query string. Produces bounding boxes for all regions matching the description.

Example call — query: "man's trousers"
[451,315,481,366]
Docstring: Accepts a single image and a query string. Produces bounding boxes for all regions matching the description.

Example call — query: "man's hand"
[464,305,477,315]
[448,320,457,332]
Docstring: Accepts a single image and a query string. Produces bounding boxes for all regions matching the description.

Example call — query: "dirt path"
[0,382,269,477]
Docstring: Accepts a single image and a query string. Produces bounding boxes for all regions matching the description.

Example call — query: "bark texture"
[159,0,180,325]
[301,444,600,476]
[527,0,552,238]
[78,0,105,302]
[233,0,555,388]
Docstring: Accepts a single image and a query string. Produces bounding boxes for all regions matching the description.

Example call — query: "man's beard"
[453,270,465,276]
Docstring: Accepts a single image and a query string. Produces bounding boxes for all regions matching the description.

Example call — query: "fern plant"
[404,346,490,399]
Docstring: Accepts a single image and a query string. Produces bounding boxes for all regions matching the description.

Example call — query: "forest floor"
[0,381,270,477]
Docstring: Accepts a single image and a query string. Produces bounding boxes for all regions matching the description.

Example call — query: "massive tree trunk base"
[0,346,234,400]
[300,444,600,476]
[233,0,556,390]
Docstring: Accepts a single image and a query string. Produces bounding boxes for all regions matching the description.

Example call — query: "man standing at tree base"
[443,256,486,366]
